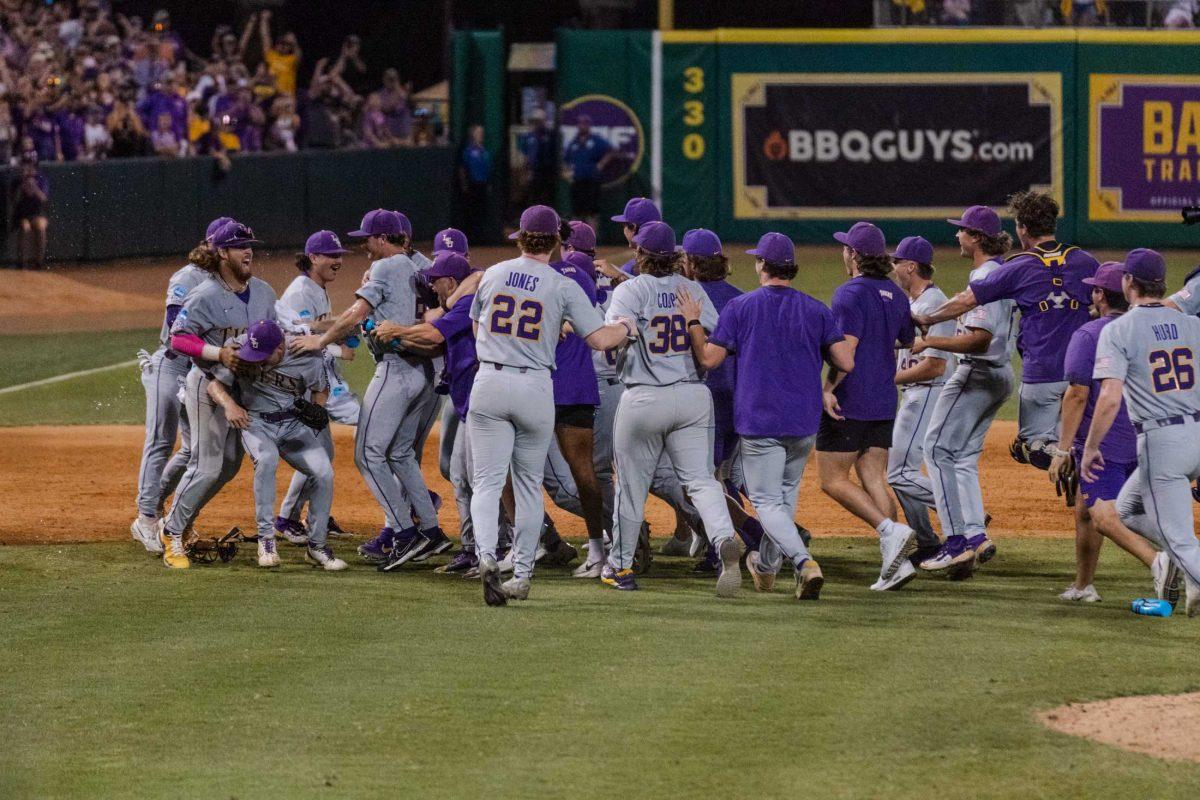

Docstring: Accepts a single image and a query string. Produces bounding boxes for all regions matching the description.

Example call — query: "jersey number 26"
[489,295,543,341]
[1150,347,1195,393]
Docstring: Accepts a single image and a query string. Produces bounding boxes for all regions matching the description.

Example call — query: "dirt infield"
[1,418,1085,546]
[1041,693,1200,764]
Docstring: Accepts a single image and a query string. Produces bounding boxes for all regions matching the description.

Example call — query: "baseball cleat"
[946,556,977,581]
[501,576,531,600]
[160,530,190,569]
[498,544,546,574]
[879,522,918,581]
[715,537,743,598]
[410,490,443,529]
[1152,551,1181,609]
[745,550,776,592]
[918,535,974,573]
[660,536,691,557]
[572,558,605,578]
[131,517,164,554]
[405,527,453,563]
[327,516,352,538]
[870,559,917,591]
[357,527,397,563]
[257,537,281,568]
[600,564,638,590]
[436,550,478,575]
[1186,574,1200,618]
[688,531,707,558]
[377,527,429,571]
[540,538,579,567]
[1059,584,1101,602]
[305,545,347,571]
[480,555,507,607]
[273,516,309,546]
[633,522,653,574]
[693,546,719,574]
[967,533,997,565]
[796,559,824,601]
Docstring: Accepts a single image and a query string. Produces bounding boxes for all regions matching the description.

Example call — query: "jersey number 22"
[489,295,543,341]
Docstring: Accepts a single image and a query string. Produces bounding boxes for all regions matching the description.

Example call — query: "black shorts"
[570,178,602,217]
[815,414,894,454]
[555,403,595,429]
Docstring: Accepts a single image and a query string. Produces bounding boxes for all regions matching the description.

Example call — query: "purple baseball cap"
[305,230,348,256]
[566,220,597,252]
[633,221,676,256]
[564,250,597,279]
[210,220,261,249]
[206,216,235,241]
[612,197,662,226]
[348,209,405,238]
[1083,261,1125,293]
[393,211,413,238]
[891,235,934,266]
[947,205,1002,236]
[237,319,284,363]
[433,228,469,255]
[425,252,471,282]
[833,221,887,257]
[680,228,722,257]
[508,204,561,239]
[1123,248,1166,282]
[747,232,795,264]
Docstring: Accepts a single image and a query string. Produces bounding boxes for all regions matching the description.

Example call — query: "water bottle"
[361,319,376,334]
[344,335,360,349]
[1131,598,1173,617]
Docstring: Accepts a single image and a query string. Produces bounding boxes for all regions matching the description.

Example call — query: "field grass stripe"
[0,358,139,394]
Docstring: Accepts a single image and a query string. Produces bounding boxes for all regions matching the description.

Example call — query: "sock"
[140,514,158,524]
[875,519,891,536]
[587,538,605,562]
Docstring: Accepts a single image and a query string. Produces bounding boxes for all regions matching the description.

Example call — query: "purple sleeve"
[819,303,844,348]
[708,300,739,353]
[1063,328,1096,386]
[432,295,474,340]
[969,262,1021,306]
[165,304,182,329]
[831,285,864,340]
[896,298,915,347]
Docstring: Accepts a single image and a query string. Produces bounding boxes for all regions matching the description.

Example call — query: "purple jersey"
[831,276,914,421]
[710,285,844,438]
[551,261,601,406]
[431,294,479,420]
[699,279,743,397]
[970,242,1098,383]
[1063,313,1136,463]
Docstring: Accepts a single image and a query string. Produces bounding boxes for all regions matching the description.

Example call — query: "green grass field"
[2,539,1199,799]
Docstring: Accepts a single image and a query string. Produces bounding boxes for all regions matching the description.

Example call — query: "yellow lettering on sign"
[683,133,705,160]
[1176,102,1200,155]
[683,67,704,94]
[1162,158,1174,181]
[1180,159,1193,182]
[1145,159,1156,182]
[683,100,704,126]
[1144,101,1173,155]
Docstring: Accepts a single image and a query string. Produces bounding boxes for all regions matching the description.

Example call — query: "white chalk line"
[0,359,139,395]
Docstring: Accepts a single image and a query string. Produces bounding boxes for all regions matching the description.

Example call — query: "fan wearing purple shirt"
[916,191,1099,472]
[819,222,921,591]
[1047,261,1168,603]
[679,232,852,601]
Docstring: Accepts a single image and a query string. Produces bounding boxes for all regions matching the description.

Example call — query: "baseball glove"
[185,527,243,564]
[1009,437,1030,465]
[1054,451,1078,508]
[292,397,330,432]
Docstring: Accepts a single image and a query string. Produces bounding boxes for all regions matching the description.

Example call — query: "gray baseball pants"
[134,350,189,518]
[242,416,334,548]
[888,384,942,548]
[740,435,815,571]
[1018,380,1067,446]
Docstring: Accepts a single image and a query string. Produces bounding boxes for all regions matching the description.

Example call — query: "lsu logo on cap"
[331,234,343,249]
[249,335,260,349]
[442,233,455,249]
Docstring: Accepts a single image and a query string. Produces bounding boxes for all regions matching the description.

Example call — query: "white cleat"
[305,545,347,571]
[878,522,918,581]
[497,545,546,574]
[871,559,917,591]
[257,537,281,568]
[130,516,164,554]
[715,537,743,598]
[572,558,605,579]
[501,577,531,600]
[1059,584,1101,603]
[688,531,707,558]
[1152,552,1181,608]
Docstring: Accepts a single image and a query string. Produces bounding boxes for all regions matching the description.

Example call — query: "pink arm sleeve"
[170,333,208,359]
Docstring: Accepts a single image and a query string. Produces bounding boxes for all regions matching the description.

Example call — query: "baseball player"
[677,232,851,600]
[916,207,1015,575]
[206,320,346,570]
[1050,261,1175,603]
[611,197,661,276]
[431,227,471,483]
[1082,248,1200,617]
[160,220,278,569]
[604,220,743,596]
[918,192,1098,471]
[818,222,919,591]
[293,209,446,569]
[130,216,231,553]
[886,236,954,557]
[468,205,632,605]
[273,230,358,544]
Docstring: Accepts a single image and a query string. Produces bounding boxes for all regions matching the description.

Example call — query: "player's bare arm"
[918,287,979,328]
[826,339,855,374]
[293,298,371,353]
[310,389,329,408]
[584,318,636,351]
[594,259,630,284]
[444,271,483,308]
[1080,377,1124,482]
[675,287,726,370]
[822,335,856,420]
[1049,383,1089,482]
[380,322,447,357]
[205,377,249,430]
[895,355,946,386]
[912,327,992,356]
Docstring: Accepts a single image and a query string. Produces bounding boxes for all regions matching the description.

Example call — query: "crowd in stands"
[886,0,1198,26]
[0,2,444,167]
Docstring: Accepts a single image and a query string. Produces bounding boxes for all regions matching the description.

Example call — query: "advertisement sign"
[731,72,1063,220]
[1088,74,1200,222]
[559,94,645,187]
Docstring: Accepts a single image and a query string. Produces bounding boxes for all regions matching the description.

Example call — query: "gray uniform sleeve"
[562,278,605,338]
[1093,321,1129,382]
[960,301,999,335]
[923,317,957,361]
[1168,275,1200,316]
[171,288,214,335]
[356,260,392,310]
[606,281,643,336]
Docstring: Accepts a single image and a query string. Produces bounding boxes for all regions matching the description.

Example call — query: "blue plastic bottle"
[1131,598,1173,617]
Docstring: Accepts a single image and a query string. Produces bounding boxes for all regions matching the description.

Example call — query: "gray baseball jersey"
[897,284,955,384]
[213,341,329,416]
[959,259,1016,364]
[171,276,278,365]
[592,277,619,379]
[606,274,718,387]
[411,250,434,272]
[1095,304,1200,423]
[160,264,209,346]
[1168,275,1200,316]
[279,274,332,329]
[470,256,604,370]
[357,253,422,328]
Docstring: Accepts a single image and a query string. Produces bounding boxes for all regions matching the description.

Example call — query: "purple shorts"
[1074,447,1136,508]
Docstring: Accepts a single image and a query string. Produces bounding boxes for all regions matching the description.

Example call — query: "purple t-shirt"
[431,294,478,420]
[831,276,914,421]
[970,242,1098,383]
[1063,313,1137,463]
[551,261,601,406]
[699,279,743,397]
[710,285,844,438]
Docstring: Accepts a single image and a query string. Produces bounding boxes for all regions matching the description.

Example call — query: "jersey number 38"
[647,314,690,354]
[1149,347,1195,393]
[489,295,543,341]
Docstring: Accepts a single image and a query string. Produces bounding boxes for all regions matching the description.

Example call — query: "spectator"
[10,157,50,270]
[518,108,557,208]
[1164,1,1197,26]
[151,111,180,157]
[258,10,300,97]
[375,68,412,143]
[56,98,85,161]
[1062,0,1106,25]
[563,114,614,231]
[81,105,110,160]
[361,92,397,148]
[267,94,300,152]
[0,102,15,165]
[458,124,492,241]
[26,103,62,163]
[941,0,974,23]
[107,99,149,158]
